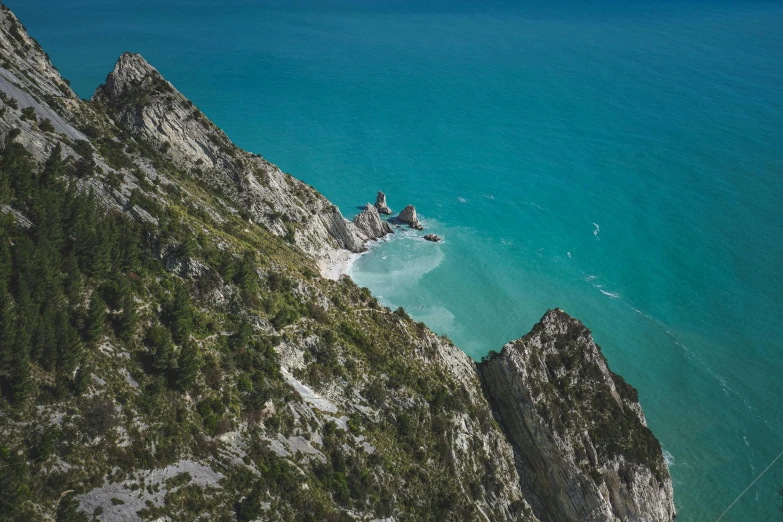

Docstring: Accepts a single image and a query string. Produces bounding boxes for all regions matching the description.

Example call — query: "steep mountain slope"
[0,5,673,522]
[478,310,675,522]
[91,51,389,275]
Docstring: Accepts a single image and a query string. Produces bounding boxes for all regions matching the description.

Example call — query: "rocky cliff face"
[353,202,394,240]
[92,52,387,274]
[0,5,673,521]
[477,310,676,522]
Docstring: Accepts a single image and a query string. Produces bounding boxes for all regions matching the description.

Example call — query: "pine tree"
[0,291,16,371]
[235,251,258,294]
[117,290,137,341]
[56,308,82,378]
[148,326,176,372]
[177,339,200,390]
[40,143,64,186]
[84,293,106,343]
[33,302,57,371]
[121,227,141,273]
[170,286,192,345]
[10,332,31,405]
[0,229,11,291]
[63,250,83,305]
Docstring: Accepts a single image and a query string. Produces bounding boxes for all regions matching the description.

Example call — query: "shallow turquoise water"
[14,0,783,519]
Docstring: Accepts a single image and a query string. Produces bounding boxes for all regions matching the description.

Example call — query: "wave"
[457,197,467,203]
[592,222,600,239]
[599,289,619,299]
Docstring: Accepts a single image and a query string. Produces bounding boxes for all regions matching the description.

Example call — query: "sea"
[13,0,783,519]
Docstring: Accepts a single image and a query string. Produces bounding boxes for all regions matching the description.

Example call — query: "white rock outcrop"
[374,191,392,215]
[477,309,676,522]
[397,204,423,230]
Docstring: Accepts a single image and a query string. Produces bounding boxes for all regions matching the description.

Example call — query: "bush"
[393,307,411,321]
[20,106,36,122]
[38,118,55,133]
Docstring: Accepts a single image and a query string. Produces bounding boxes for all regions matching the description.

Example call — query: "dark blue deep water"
[14,1,783,519]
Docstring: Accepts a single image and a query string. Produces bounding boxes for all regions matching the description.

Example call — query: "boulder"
[423,234,441,242]
[397,205,423,230]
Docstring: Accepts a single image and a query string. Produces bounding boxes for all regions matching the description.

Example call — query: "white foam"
[457,197,467,203]
[585,275,596,281]
[663,449,675,467]
[599,289,619,299]
[567,252,571,258]
[592,222,600,239]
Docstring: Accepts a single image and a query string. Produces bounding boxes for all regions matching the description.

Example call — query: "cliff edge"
[478,309,676,522]
[0,4,673,520]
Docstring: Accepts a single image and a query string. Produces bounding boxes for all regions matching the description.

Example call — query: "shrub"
[38,118,55,132]
[20,106,36,122]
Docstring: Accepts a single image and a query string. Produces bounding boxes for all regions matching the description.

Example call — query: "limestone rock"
[423,234,441,242]
[353,203,393,241]
[91,52,373,273]
[0,204,33,229]
[374,191,392,215]
[477,309,676,522]
[397,204,423,230]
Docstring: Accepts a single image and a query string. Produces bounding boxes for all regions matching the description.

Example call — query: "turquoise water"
[14,0,783,519]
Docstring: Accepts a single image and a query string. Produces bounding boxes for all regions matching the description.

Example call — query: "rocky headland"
[0,6,674,521]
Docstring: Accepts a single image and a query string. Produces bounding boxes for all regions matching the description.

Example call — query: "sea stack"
[374,191,393,215]
[353,203,394,240]
[398,204,423,230]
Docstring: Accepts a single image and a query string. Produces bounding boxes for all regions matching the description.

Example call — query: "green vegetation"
[0,113,525,519]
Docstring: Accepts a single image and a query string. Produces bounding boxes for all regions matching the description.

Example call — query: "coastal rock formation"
[0,6,673,521]
[423,233,441,242]
[374,191,392,214]
[477,309,676,522]
[398,204,423,230]
[92,52,372,274]
[353,203,394,240]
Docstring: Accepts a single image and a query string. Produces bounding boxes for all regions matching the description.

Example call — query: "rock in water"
[374,191,392,215]
[398,204,423,230]
[423,234,441,242]
[477,309,676,522]
[353,203,393,240]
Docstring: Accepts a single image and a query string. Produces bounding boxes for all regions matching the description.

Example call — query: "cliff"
[478,310,675,522]
[92,51,389,274]
[0,5,672,521]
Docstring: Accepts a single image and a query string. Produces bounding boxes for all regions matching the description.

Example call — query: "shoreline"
[321,231,398,281]
[320,249,363,281]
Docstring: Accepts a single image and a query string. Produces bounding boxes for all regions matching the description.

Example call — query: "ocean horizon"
[13,0,783,519]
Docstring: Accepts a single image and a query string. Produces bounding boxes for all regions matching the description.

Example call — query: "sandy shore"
[318,249,363,281]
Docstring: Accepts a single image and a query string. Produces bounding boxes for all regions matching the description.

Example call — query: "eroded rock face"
[374,191,392,215]
[353,203,393,241]
[0,6,673,520]
[477,309,676,522]
[91,53,371,273]
[398,204,423,229]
